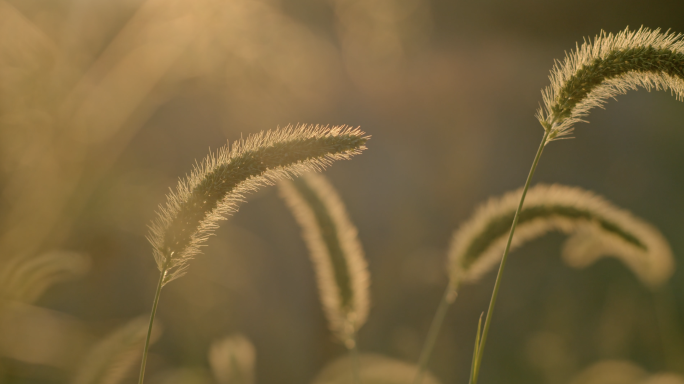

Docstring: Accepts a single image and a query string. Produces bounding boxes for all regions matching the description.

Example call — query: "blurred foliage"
[1,0,684,383]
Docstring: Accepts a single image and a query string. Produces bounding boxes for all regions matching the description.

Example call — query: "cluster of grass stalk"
[134,26,684,384]
[414,26,684,384]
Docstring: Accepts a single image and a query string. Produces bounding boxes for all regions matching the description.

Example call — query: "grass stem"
[468,313,484,384]
[412,285,454,384]
[351,332,361,384]
[470,130,549,384]
[653,287,684,373]
[138,268,166,384]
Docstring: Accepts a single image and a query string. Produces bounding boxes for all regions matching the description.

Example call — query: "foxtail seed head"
[148,125,368,285]
[448,184,673,290]
[279,173,369,348]
[537,27,684,143]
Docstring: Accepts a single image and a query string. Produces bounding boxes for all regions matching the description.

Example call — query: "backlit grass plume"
[149,125,368,285]
[443,27,684,384]
[139,125,368,384]
[412,183,674,384]
[448,184,673,290]
[537,27,684,142]
[279,173,370,349]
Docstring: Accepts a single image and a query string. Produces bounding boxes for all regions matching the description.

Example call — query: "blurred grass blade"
[150,368,214,384]
[568,360,646,384]
[73,317,161,384]
[208,333,256,384]
[312,353,442,384]
[0,301,89,369]
[448,184,674,290]
[279,172,369,348]
[0,251,90,304]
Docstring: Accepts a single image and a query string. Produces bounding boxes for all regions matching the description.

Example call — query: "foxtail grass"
[466,26,683,384]
[139,125,368,384]
[279,173,370,349]
[449,184,673,289]
[537,27,684,142]
[416,26,683,384]
[280,172,369,384]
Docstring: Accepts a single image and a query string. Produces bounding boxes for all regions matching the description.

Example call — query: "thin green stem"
[468,313,484,384]
[412,285,455,384]
[470,131,549,384]
[351,332,361,384]
[138,268,166,384]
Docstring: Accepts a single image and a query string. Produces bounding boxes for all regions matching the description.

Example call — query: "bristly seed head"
[279,173,370,348]
[448,184,674,291]
[148,125,369,285]
[537,27,684,143]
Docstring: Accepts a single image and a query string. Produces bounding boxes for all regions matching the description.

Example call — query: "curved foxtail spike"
[537,27,684,143]
[448,184,674,290]
[148,125,369,285]
[279,173,370,349]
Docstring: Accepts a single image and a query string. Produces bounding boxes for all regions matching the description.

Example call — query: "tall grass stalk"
[138,125,368,384]
[75,316,158,384]
[417,26,684,383]
[470,26,683,383]
[414,131,548,384]
[138,269,166,384]
[469,130,548,384]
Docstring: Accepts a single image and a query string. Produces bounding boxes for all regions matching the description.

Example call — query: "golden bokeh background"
[2,0,684,383]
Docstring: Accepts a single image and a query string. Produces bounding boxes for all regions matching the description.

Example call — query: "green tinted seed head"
[537,27,684,143]
[148,125,368,284]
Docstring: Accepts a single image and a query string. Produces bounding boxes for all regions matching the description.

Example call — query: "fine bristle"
[278,172,370,348]
[148,124,369,285]
[448,184,674,290]
[537,27,684,142]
